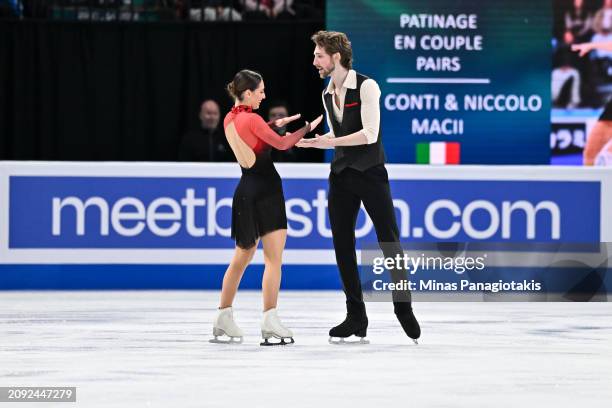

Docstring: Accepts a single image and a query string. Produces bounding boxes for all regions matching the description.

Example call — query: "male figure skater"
[298,31,420,343]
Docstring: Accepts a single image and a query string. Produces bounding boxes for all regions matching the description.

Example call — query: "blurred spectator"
[593,0,612,34]
[188,0,242,21]
[178,99,234,162]
[268,101,290,135]
[268,100,299,162]
[44,0,175,21]
[572,40,612,165]
[7,0,322,20]
[242,0,294,19]
[552,45,582,108]
[565,0,593,43]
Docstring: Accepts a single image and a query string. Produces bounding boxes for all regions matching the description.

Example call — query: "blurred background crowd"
[0,0,323,22]
[0,0,325,163]
[553,0,612,109]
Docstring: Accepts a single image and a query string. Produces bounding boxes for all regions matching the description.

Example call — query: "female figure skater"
[210,69,322,345]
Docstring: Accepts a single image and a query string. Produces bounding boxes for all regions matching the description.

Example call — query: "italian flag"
[416,142,460,164]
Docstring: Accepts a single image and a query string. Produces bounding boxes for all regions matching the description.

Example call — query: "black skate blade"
[328,336,369,345]
[260,337,295,346]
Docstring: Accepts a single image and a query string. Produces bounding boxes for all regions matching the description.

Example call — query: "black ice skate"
[328,315,369,345]
[395,304,420,344]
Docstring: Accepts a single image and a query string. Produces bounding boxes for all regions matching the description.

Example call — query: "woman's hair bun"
[226,70,262,101]
[226,82,236,98]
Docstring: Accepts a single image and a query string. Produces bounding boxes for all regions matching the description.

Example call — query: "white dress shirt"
[321,69,381,144]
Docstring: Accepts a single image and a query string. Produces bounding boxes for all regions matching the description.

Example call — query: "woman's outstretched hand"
[272,113,301,128]
[285,114,324,144]
[307,115,323,132]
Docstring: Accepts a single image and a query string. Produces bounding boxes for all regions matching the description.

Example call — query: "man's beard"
[321,62,335,78]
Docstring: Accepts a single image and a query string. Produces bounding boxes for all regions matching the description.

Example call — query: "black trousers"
[328,165,411,318]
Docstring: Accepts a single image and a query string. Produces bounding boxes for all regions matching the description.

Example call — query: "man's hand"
[296,134,334,149]
[572,42,595,57]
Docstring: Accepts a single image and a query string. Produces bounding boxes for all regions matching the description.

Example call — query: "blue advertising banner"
[8,177,600,249]
[1,162,610,291]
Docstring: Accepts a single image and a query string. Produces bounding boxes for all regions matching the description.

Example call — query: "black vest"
[324,72,386,174]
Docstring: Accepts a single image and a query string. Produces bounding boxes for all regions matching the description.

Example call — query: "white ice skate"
[209,306,244,344]
[260,308,295,346]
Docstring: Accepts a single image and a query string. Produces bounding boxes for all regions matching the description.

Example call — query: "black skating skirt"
[231,163,287,249]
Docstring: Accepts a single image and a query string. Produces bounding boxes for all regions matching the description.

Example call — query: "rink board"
[0,162,611,289]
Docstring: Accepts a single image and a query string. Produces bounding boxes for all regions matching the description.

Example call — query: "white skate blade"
[209,329,243,344]
[328,336,370,345]
[209,336,243,344]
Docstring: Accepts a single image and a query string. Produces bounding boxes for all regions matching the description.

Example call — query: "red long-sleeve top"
[224,111,309,154]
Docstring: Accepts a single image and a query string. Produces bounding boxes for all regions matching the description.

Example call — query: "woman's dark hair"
[226,69,263,101]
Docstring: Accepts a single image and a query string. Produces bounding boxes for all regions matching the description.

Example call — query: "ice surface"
[1,291,611,407]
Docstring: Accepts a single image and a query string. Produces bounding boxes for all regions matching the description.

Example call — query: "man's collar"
[326,69,356,94]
